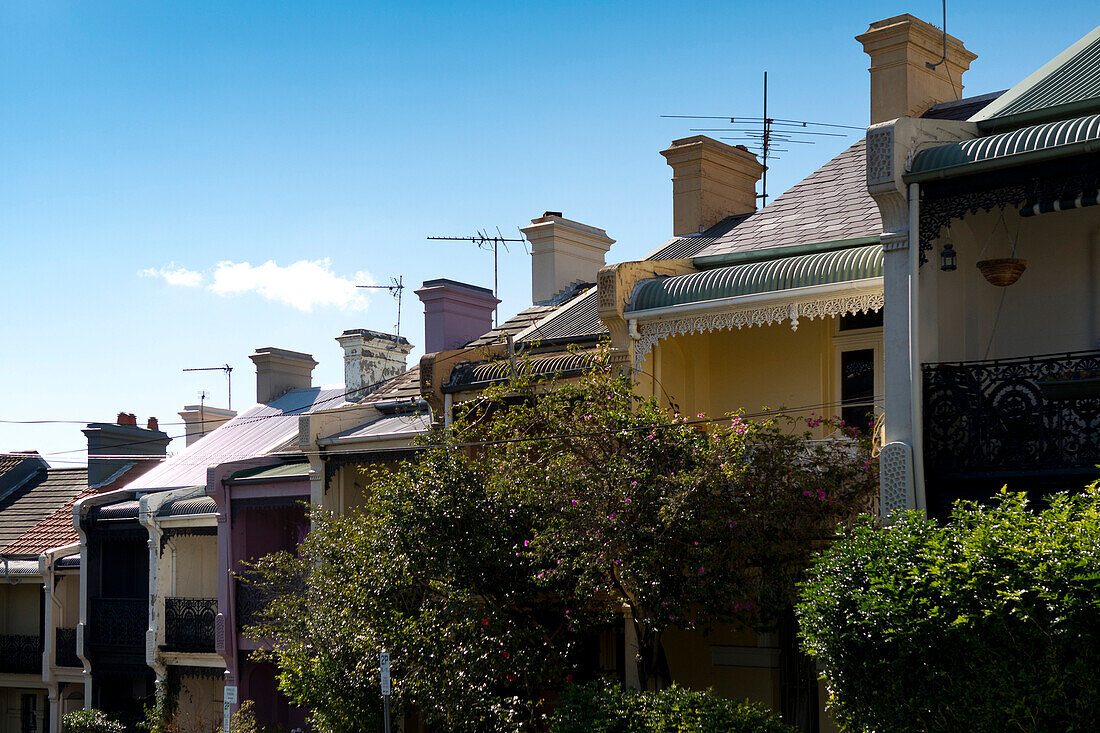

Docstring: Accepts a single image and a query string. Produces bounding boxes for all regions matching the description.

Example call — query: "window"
[833,311,883,434]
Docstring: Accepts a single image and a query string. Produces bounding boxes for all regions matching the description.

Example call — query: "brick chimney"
[857,14,977,125]
[249,347,318,404]
[336,329,414,400]
[178,405,237,446]
[520,213,614,304]
[415,279,499,353]
[83,416,170,487]
[660,136,764,236]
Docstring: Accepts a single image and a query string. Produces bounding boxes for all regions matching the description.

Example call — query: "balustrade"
[163,597,217,653]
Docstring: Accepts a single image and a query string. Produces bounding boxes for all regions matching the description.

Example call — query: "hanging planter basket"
[977,258,1028,287]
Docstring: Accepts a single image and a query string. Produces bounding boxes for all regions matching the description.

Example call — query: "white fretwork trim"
[633,288,884,367]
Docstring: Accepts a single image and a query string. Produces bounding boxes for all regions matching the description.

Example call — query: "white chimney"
[520,212,614,305]
[249,347,318,404]
[336,329,414,400]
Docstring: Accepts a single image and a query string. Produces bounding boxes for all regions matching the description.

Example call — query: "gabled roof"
[126,386,348,492]
[692,140,881,263]
[972,25,1100,131]
[0,467,87,552]
[5,485,94,557]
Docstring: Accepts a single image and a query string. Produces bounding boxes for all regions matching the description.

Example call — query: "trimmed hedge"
[797,485,1100,732]
[550,681,794,733]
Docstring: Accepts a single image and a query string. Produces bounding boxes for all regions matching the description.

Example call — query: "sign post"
[223,685,237,733]
[380,650,391,733]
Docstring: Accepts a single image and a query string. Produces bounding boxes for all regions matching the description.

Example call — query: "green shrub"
[550,681,794,733]
[63,709,125,733]
[797,484,1100,732]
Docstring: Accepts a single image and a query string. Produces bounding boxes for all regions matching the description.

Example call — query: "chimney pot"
[660,136,763,236]
[146,417,158,431]
[520,214,614,305]
[249,347,318,404]
[415,279,499,352]
[336,329,414,400]
[857,14,977,125]
[116,412,127,425]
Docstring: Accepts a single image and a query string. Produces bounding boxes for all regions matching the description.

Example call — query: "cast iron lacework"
[89,599,146,647]
[0,634,42,674]
[923,350,1100,479]
[163,597,217,653]
[235,579,268,629]
[919,168,1100,264]
[55,627,80,667]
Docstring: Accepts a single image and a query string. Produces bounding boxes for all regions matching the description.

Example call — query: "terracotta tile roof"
[3,484,91,557]
[693,140,881,259]
[0,467,87,554]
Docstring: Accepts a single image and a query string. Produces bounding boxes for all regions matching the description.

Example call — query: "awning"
[630,244,882,312]
[443,351,594,393]
[908,114,1100,181]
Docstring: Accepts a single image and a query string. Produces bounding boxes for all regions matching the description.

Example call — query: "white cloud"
[140,265,204,288]
[207,258,372,312]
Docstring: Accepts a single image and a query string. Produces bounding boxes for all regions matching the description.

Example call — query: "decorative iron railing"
[163,597,217,653]
[235,580,267,630]
[88,599,147,647]
[923,350,1100,480]
[55,627,80,667]
[0,634,42,674]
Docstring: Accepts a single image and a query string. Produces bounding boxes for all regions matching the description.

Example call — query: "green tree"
[797,484,1100,732]
[249,355,877,731]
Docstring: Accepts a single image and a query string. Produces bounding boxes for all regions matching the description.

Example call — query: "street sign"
[224,686,238,704]
[223,685,237,733]
[380,651,391,695]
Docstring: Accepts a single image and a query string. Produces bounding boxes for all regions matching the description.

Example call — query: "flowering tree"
[248,356,877,731]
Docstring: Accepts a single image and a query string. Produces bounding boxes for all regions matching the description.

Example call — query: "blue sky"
[0,1,1088,463]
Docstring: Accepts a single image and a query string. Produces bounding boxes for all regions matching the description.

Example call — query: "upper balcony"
[923,349,1100,514]
[162,597,217,654]
[0,634,42,674]
[88,598,147,648]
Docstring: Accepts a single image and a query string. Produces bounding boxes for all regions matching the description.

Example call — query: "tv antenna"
[356,275,406,339]
[182,365,233,410]
[426,228,526,326]
[663,72,864,204]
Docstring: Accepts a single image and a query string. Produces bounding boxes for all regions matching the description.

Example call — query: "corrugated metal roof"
[228,461,311,483]
[91,500,139,520]
[693,140,882,261]
[325,412,431,442]
[157,496,217,518]
[127,387,347,491]
[518,291,603,344]
[443,352,595,393]
[56,555,80,569]
[0,559,41,576]
[909,114,1100,178]
[972,25,1100,128]
[630,245,882,312]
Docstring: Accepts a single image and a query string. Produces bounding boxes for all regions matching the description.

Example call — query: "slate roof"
[922,91,1004,121]
[0,467,87,553]
[693,140,880,261]
[0,454,31,476]
[126,386,348,492]
[466,304,560,347]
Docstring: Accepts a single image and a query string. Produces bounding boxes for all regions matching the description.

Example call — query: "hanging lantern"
[940,242,957,271]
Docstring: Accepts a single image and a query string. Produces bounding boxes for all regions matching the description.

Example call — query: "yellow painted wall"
[56,574,80,628]
[662,627,777,709]
[0,689,45,733]
[923,205,1100,363]
[175,676,225,732]
[0,585,39,636]
[171,535,218,598]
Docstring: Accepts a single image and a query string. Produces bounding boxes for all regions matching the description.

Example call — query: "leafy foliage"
[549,681,795,733]
[248,354,877,731]
[62,710,125,733]
[797,484,1100,732]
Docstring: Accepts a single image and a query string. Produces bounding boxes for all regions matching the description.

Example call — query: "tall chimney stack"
[857,15,977,125]
[415,279,499,353]
[660,136,764,236]
[336,329,414,400]
[83,416,170,487]
[249,347,318,404]
[520,213,614,305]
[178,405,237,446]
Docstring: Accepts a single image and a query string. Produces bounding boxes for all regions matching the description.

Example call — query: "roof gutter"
[627,277,884,323]
[905,138,1100,184]
[692,236,880,270]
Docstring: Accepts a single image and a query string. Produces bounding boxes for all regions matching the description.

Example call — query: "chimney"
[857,14,977,125]
[83,416,170,487]
[660,136,764,236]
[178,405,237,447]
[415,279,499,353]
[520,213,614,304]
[249,347,318,404]
[336,329,414,400]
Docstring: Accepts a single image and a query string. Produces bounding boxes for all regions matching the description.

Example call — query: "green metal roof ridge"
[971,24,1100,127]
[907,114,1100,182]
[630,244,883,313]
[692,236,879,270]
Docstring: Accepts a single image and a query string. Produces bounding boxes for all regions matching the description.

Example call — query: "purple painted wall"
[415,278,499,353]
